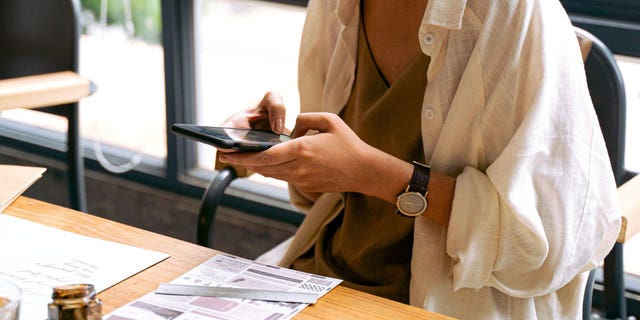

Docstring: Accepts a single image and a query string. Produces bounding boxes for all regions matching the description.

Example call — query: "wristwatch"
[396,161,430,217]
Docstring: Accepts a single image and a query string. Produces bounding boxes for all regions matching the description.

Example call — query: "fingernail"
[275,119,284,133]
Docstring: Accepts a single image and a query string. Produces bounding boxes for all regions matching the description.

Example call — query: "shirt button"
[424,108,435,119]
[424,33,435,45]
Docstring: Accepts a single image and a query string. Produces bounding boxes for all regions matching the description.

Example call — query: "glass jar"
[0,278,21,320]
[48,284,102,320]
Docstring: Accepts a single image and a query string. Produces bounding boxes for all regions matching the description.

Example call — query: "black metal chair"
[575,27,632,320]
[0,0,90,212]
[197,148,308,247]
[197,163,239,247]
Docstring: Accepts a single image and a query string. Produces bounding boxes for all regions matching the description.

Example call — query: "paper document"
[106,253,342,320]
[0,214,170,320]
[0,165,46,212]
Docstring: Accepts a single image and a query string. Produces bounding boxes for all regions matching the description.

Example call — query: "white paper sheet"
[106,254,342,320]
[0,214,170,319]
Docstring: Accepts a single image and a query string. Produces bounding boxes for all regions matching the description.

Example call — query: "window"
[1,0,167,173]
[193,0,306,188]
[79,0,166,161]
[79,0,167,172]
[617,54,640,313]
[617,55,640,173]
[560,0,640,175]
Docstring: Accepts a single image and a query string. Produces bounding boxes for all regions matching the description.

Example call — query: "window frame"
[561,0,640,58]
[161,0,305,224]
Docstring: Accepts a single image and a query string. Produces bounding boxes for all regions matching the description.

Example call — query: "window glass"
[616,56,640,173]
[80,0,167,163]
[617,55,640,278]
[194,0,306,186]
[2,0,167,166]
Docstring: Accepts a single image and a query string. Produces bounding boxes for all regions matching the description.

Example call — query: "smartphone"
[170,123,290,152]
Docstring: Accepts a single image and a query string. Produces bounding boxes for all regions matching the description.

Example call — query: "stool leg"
[67,103,87,212]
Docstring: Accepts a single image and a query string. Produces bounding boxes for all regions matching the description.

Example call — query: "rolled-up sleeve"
[449,125,620,297]
[445,0,621,298]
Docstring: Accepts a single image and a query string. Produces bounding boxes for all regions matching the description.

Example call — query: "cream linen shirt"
[261,0,622,318]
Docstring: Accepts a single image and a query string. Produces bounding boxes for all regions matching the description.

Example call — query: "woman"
[219,0,621,318]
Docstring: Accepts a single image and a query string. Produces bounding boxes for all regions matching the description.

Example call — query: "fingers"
[219,91,288,133]
[218,142,293,167]
[290,113,340,138]
[258,91,286,134]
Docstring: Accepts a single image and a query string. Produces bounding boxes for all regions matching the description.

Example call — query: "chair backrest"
[0,0,80,79]
[0,0,81,113]
[576,28,627,186]
[576,27,628,320]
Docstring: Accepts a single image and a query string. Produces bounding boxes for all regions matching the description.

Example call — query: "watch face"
[396,192,427,217]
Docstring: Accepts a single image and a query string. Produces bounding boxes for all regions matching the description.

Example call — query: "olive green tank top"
[292,19,429,304]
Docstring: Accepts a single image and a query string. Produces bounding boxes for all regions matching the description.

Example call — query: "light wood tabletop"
[3,196,453,319]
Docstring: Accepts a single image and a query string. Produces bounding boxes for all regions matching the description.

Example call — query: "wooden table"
[3,196,452,319]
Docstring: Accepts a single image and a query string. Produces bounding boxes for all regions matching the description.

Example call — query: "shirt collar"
[337,0,467,30]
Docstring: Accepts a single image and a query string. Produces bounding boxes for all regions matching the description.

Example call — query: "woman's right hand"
[220,91,287,134]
